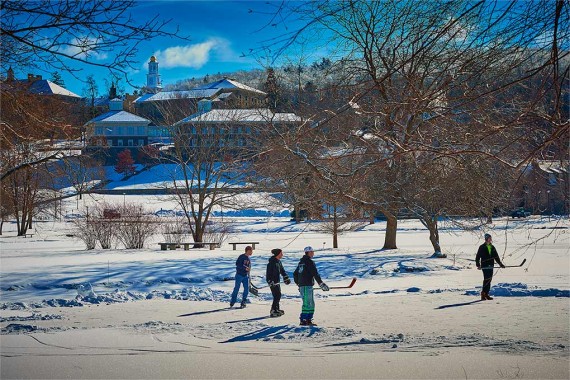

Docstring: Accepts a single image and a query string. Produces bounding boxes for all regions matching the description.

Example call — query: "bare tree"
[253,0,569,253]
[1,0,188,84]
[160,109,262,245]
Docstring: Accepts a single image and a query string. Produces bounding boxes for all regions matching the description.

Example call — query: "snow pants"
[299,285,315,321]
[231,274,249,305]
[270,284,281,311]
[482,268,494,294]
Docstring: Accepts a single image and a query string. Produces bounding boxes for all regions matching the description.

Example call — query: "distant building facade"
[84,98,152,163]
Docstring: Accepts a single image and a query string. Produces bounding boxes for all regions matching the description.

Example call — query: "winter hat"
[304,246,314,253]
[484,233,492,240]
[271,248,282,256]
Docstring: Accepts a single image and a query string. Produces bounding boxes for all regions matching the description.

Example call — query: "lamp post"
[123,192,126,208]
[547,189,551,221]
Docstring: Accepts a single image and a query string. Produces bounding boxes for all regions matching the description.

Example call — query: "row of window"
[187,126,256,134]
[95,139,146,147]
[94,126,147,136]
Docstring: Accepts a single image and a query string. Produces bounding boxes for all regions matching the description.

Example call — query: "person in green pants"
[293,246,329,326]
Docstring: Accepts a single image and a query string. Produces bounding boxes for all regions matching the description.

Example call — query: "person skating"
[266,248,291,317]
[230,245,253,308]
[294,246,329,326]
[476,233,505,300]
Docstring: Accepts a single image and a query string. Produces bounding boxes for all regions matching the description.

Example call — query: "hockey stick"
[479,258,526,270]
[314,277,357,290]
[248,277,259,297]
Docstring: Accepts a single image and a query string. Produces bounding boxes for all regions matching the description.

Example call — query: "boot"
[270,309,281,317]
[300,319,308,326]
[485,293,494,300]
[306,319,317,326]
[481,291,486,301]
[277,309,285,315]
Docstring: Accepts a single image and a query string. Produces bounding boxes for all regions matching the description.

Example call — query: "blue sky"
[49,1,303,96]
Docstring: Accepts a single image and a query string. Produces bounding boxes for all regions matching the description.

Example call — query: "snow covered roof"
[537,160,569,174]
[26,80,81,98]
[176,109,302,124]
[88,110,151,124]
[133,89,220,103]
[192,78,266,95]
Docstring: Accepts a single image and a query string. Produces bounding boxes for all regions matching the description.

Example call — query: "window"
[107,139,113,146]
[128,139,134,146]
[138,139,145,146]
[117,126,123,135]
[127,126,135,135]
[105,128,112,135]
[117,140,124,147]
[95,127,103,135]
[137,126,145,135]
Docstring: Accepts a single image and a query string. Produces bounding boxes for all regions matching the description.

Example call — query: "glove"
[268,281,277,288]
[284,277,291,285]
[319,282,330,291]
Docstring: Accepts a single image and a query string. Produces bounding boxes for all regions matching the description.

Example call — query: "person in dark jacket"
[476,233,505,300]
[230,245,253,308]
[266,248,291,317]
[294,246,329,326]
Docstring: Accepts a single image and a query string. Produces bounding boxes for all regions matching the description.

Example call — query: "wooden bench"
[158,242,220,251]
[229,242,259,250]
[158,242,180,251]
[195,242,221,250]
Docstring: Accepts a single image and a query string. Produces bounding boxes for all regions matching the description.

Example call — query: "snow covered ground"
[1,193,569,379]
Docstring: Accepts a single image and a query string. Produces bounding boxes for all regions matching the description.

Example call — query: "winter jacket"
[266,256,289,286]
[475,243,504,268]
[235,254,251,276]
[294,254,323,287]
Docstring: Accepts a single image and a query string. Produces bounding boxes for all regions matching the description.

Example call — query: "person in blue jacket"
[230,245,253,308]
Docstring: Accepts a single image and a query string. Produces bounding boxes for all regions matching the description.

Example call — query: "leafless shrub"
[72,219,98,250]
[160,217,191,244]
[114,203,158,249]
[202,219,234,244]
[89,201,119,249]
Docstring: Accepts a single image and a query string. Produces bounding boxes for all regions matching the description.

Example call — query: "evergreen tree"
[263,68,281,111]
[50,71,65,87]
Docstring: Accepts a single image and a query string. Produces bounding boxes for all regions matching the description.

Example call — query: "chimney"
[109,83,117,99]
[6,67,14,81]
[27,74,42,82]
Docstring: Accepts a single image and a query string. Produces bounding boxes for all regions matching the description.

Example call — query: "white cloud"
[152,37,238,68]
[60,37,108,60]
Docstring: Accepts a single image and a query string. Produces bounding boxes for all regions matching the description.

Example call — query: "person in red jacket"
[476,233,505,300]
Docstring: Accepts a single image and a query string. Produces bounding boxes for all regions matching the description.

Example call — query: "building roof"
[176,108,302,124]
[193,78,266,95]
[26,80,81,98]
[133,89,220,103]
[89,110,151,124]
[537,160,569,174]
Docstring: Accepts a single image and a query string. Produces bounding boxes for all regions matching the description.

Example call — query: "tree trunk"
[382,209,398,249]
[0,219,3,235]
[332,209,338,248]
[294,203,302,224]
[423,215,442,255]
